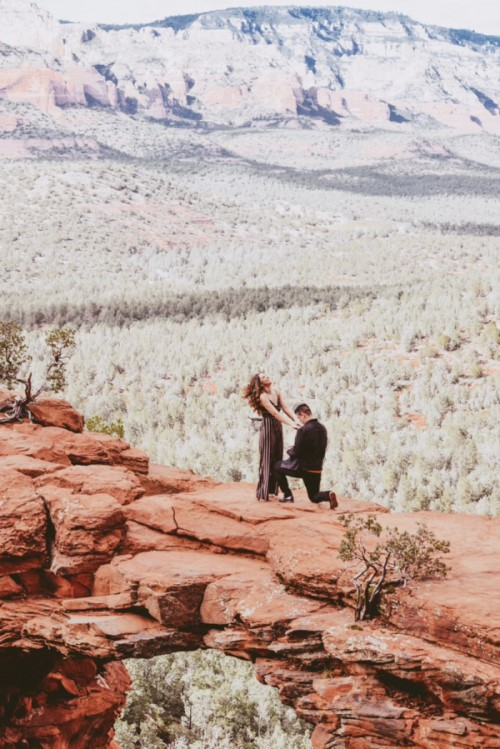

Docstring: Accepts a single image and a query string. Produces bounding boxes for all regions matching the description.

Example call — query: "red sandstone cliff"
[0,393,499,749]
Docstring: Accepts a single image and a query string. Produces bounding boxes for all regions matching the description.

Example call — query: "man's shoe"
[279,495,294,503]
[329,492,338,510]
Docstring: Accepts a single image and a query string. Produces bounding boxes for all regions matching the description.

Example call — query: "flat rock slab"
[1,423,149,472]
[69,612,162,639]
[185,481,386,522]
[122,521,204,555]
[94,549,266,595]
[0,423,108,465]
[201,571,328,627]
[125,494,177,533]
[88,432,149,474]
[94,550,268,627]
[172,498,271,554]
[139,463,216,496]
[0,454,61,477]
[0,425,71,466]
[37,464,144,505]
[62,592,135,612]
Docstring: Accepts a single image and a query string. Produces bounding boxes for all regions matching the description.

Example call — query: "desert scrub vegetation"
[1,128,499,316]
[86,414,125,438]
[2,284,381,328]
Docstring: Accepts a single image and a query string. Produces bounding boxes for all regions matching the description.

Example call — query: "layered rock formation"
[0,0,499,133]
[0,394,499,748]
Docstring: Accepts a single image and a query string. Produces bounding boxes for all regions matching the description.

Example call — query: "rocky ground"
[0,391,499,749]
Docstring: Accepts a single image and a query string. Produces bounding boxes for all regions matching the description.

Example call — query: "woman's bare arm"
[260,392,299,429]
[276,390,301,426]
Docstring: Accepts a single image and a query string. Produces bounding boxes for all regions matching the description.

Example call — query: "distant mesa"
[0,1,499,133]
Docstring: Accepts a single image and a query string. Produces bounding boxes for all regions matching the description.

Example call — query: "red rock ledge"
[0,395,499,749]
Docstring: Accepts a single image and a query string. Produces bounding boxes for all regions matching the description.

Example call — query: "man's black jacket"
[291,418,327,471]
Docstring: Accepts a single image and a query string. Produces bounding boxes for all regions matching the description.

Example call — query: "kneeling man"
[275,403,337,509]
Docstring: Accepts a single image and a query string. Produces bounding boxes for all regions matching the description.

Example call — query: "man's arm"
[291,425,306,459]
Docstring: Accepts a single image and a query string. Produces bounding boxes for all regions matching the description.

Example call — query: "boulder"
[27,398,84,432]
[37,486,126,575]
[0,576,23,598]
[0,468,47,574]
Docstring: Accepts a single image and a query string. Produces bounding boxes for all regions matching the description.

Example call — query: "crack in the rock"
[36,490,56,569]
[171,504,179,532]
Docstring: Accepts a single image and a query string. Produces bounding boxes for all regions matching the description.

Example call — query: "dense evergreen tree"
[115,651,312,749]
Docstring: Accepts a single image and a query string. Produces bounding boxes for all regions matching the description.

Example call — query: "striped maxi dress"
[256,402,284,500]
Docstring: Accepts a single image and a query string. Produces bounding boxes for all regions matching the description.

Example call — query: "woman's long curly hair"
[243,374,265,415]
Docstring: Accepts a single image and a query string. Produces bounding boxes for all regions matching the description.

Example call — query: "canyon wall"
[0,1,499,132]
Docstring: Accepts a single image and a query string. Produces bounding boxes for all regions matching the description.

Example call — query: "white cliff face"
[0,1,499,133]
[0,0,63,54]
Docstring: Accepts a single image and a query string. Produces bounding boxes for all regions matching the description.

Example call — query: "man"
[274,403,338,509]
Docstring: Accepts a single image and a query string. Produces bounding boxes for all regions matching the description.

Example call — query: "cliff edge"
[0,393,499,749]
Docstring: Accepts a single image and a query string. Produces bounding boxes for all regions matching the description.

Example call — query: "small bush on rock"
[339,513,450,621]
[86,414,125,438]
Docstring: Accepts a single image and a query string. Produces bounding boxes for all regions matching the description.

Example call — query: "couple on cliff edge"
[243,373,338,509]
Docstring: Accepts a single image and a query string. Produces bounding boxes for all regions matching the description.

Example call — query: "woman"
[243,373,300,501]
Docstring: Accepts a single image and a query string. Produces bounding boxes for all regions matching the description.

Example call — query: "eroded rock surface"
[0,397,499,748]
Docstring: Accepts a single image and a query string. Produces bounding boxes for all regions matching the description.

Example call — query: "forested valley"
[2,115,498,516]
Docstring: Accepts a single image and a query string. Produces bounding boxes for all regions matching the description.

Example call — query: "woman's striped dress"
[256,401,284,500]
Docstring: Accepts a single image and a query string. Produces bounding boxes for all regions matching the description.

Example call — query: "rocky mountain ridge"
[0,0,499,132]
[0,392,499,748]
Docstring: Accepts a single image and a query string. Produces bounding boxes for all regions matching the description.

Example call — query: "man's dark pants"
[274,461,331,503]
